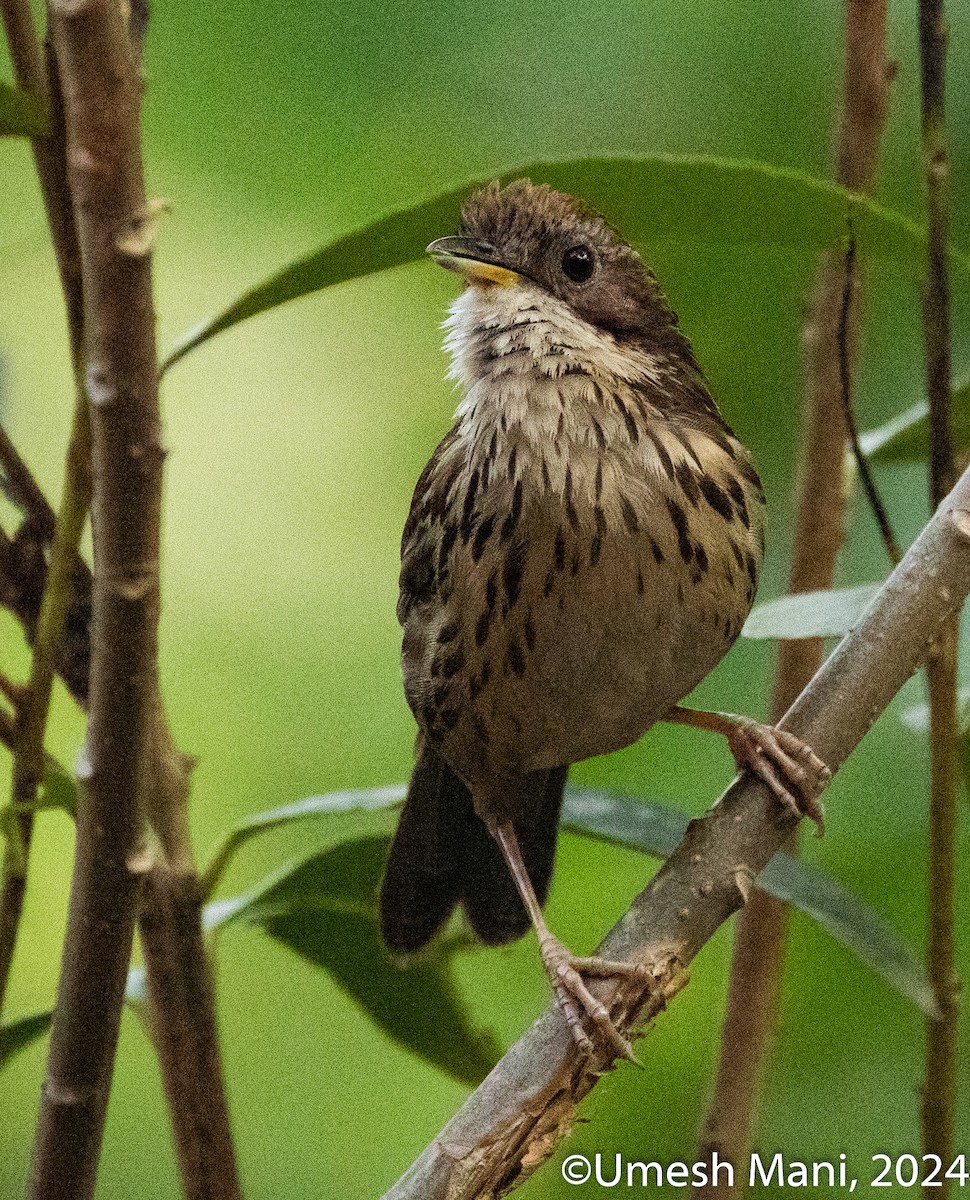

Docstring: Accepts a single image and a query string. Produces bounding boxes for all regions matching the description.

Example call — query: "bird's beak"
[426,236,521,288]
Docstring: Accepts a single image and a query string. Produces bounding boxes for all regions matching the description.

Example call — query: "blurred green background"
[2,0,970,1196]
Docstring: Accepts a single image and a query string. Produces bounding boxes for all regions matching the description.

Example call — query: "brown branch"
[139,867,242,1200]
[694,4,892,1190]
[918,2,959,1193]
[379,467,970,1200]
[0,0,89,1021]
[27,0,162,1194]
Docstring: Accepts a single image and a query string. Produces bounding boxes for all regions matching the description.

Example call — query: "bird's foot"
[723,716,830,834]
[539,934,648,1063]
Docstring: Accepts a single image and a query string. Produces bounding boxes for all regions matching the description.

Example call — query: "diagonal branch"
[382,462,970,1200]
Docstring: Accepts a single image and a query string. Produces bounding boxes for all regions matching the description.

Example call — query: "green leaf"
[201,784,404,899]
[207,835,499,1086]
[742,583,882,640]
[859,384,970,464]
[563,789,936,1016]
[161,155,970,372]
[39,757,78,818]
[0,82,48,138]
[0,1009,53,1069]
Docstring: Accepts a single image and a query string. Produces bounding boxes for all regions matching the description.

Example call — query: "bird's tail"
[379,741,567,951]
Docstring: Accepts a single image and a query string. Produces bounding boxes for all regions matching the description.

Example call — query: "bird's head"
[427,179,684,352]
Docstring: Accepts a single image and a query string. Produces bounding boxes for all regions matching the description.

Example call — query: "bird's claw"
[726,717,830,835]
[540,937,646,1064]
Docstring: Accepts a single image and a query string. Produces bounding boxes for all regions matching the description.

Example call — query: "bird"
[379,179,829,1059]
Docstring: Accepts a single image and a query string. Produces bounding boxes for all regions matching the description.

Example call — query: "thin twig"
[28,0,162,1192]
[0,0,91,1021]
[0,400,89,1016]
[917,1,959,1193]
[694,4,891,1190]
[382,465,970,1200]
[139,866,242,1200]
[838,233,901,565]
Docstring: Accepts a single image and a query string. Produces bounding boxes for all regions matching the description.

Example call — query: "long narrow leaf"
[742,583,882,640]
[206,836,499,1086]
[0,1010,53,1069]
[858,383,970,463]
[201,784,404,898]
[162,155,970,371]
[562,789,936,1015]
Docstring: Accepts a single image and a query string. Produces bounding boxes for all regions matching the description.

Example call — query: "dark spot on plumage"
[594,506,607,537]
[723,564,735,587]
[564,466,580,531]
[691,569,702,585]
[430,657,441,679]
[554,528,566,571]
[723,617,733,640]
[645,428,675,480]
[677,580,685,604]
[480,659,492,687]
[556,409,565,439]
[571,552,580,576]
[507,444,518,480]
[511,714,523,736]
[507,638,526,677]
[471,514,496,561]
[485,570,498,614]
[744,551,758,587]
[650,537,665,563]
[637,567,645,594]
[590,533,602,567]
[432,681,449,709]
[471,715,490,744]
[480,457,491,492]
[735,495,750,529]
[474,610,491,647]
[440,646,465,678]
[524,613,536,651]
[675,462,701,507]
[670,425,704,470]
[699,477,734,521]
[620,494,640,535]
[590,414,607,450]
[488,429,498,460]
[616,394,640,443]
[667,498,693,564]
[540,458,552,490]
[727,476,745,504]
[694,542,709,573]
[558,593,565,610]
[499,411,508,433]
[737,459,764,497]
[437,620,459,644]
[461,469,480,541]
[560,363,587,377]
[501,479,523,541]
[594,461,603,500]
[543,567,555,597]
[434,520,458,571]
[503,541,525,607]
[440,708,459,731]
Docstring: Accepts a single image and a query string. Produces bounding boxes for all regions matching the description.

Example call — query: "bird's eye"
[561,245,595,283]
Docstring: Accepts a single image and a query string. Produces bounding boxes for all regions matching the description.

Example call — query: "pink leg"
[490,821,648,1062]
[663,706,830,834]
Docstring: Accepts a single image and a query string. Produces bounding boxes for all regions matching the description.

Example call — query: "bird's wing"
[397,427,463,627]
